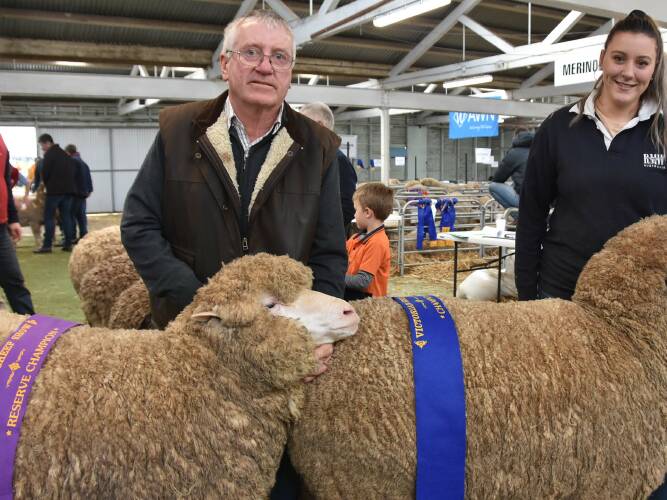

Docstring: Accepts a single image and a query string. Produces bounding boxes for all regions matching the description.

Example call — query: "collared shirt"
[224,99,284,155]
[569,89,658,150]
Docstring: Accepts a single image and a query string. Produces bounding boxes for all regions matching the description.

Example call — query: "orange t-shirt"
[346,227,391,297]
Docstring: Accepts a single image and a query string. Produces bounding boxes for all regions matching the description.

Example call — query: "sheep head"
[573,215,667,347]
[171,253,359,389]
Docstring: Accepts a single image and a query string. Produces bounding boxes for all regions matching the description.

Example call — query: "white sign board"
[475,147,493,165]
[554,46,603,87]
[338,134,357,159]
[395,156,406,166]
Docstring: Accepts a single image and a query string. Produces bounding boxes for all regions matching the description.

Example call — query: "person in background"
[33,134,77,253]
[488,127,533,209]
[299,101,357,228]
[65,144,93,241]
[0,133,35,314]
[29,157,43,193]
[344,182,393,301]
[121,11,347,499]
[10,165,30,198]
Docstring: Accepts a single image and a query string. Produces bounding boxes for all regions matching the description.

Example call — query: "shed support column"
[380,107,390,185]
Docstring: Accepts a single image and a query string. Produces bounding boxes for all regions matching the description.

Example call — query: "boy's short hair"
[353,183,394,221]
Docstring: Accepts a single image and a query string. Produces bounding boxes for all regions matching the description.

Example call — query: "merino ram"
[289,215,667,499]
[1,253,359,498]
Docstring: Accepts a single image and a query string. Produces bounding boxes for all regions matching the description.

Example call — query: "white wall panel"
[110,128,158,212]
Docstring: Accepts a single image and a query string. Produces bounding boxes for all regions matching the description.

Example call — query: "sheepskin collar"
[205,111,295,216]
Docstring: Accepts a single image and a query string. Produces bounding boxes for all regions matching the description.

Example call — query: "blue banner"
[449,110,499,139]
[392,296,467,500]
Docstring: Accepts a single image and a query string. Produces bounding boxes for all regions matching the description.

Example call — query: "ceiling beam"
[0,37,212,66]
[519,18,612,89]
[388,0,482,77]
[0,71,560,118]
[510,82,592,99]
[210,0,258,78]
[264,0,300,23]
[383,28,667,89]
[519,63,554,89]
[0,38,397,79]
[514,0,667,24]
[541,10,584,45]
[459,14,514,54]
[319,0,341,15]
[292,0,406,45]
[194,0,603,28]
[0,7,225,35]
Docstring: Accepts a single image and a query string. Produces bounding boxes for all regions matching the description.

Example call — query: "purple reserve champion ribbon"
[0,315,79,500]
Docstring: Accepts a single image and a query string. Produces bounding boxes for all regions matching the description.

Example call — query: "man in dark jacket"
[122,13,346,497]
[34,133,77,252]
[0,133,34,314]
[298,101,357,228]
[65,144,93,241]
[122,10,346,330]
[489,128,534,209]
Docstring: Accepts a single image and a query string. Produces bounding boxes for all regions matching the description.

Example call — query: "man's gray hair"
[222,10,297,61]
[299,102,335,130]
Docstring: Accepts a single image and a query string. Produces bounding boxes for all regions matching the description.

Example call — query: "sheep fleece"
[290,216,667,499]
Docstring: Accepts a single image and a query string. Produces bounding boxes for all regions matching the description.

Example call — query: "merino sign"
[554,46,603,86]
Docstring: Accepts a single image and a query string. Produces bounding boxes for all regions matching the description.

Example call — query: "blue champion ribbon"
[416,199,437,250]
[436,197,458,231]
[392,296,466,500]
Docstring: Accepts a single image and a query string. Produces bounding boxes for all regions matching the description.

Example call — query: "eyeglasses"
[227,47,294,71]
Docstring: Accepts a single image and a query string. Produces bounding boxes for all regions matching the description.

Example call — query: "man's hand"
[8,222,21,243]
[304,343,334,383]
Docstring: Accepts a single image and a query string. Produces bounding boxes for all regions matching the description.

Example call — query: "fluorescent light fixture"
[442,74,493,89]
[373,0,452,28]
[389,108,421,115]
[171,66,203,72]
[424,83,437,93]
[53,61,89,67]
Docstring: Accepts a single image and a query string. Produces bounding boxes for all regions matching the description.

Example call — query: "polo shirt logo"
[643,153,665,170]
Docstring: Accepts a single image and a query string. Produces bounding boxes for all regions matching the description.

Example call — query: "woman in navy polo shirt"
[516,11,667,498]
[516,10,667,302]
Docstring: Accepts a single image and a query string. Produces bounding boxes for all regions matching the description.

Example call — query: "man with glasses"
[121,13,345,494]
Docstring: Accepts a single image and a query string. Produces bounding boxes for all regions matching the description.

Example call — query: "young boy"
[345,182,393,300]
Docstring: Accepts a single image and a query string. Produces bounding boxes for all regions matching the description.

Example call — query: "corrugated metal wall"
[37,127,158,213]
[336,118,517,183]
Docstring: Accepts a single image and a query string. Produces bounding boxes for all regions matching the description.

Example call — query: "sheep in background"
[68,225,125,294]
[289,215,667,499]
[78,252,141,326]
[3,253,359,499]
[108,279,151,329]
[458,254,517,301]
[16,195,44,248]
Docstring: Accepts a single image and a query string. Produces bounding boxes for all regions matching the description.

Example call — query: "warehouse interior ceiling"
[0,0,665,125]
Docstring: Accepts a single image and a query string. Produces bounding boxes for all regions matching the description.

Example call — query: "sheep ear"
[191,310,221,322]
[192,300,261,326]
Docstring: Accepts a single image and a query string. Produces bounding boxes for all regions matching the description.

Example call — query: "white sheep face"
[262,290,359,345]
